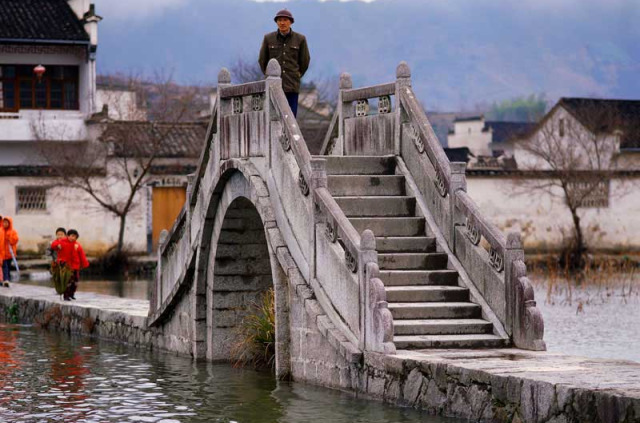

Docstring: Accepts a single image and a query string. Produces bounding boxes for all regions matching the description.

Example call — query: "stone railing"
[321,61,545,351]
[323,72,397,156]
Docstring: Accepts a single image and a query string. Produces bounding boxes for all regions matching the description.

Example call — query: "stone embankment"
[1,284,639,423]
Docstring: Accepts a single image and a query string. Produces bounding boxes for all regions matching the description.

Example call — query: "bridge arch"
[193,162,291,376]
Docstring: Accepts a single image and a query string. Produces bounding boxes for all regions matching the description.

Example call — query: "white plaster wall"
[448,119,492,155]
[466,176,640,252]
[0,176,148,255]
[96,89,147,121]
[514,107,620,171]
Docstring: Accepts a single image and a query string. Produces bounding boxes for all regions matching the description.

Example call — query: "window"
[567,180,609,208]
[16,187,48,213]
[559,118,565,137]
[0,65,79,112]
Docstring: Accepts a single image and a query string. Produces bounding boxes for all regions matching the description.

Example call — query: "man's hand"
[57,245,63,250]
[74,244,79,251]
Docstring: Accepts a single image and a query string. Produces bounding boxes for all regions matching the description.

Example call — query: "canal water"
[0,324,463,423]
[20,275,640,363]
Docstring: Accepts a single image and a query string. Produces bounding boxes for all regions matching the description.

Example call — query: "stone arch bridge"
[149,59,545,384]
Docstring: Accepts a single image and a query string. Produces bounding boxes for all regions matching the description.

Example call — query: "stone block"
[402,368,425,406]
[212,291,246,310]
[422,379,447,414]
[304,299,323,321]
[555,384,573,412]
[448,384,472,419]
[384,378,401,403]
[212,309,238,328]
[316,315,333,337]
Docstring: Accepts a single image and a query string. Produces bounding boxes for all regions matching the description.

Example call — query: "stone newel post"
[449,162,468,250]
[395,61,411,155]
[336,72,353,156]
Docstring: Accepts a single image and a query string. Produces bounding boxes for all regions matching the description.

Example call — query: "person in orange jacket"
[2,217,18,285]
[52,229,89,300]
[0,215,4,282]
[0,214,4,282]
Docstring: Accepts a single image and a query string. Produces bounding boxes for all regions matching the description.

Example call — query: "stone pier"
[2,284,639,423]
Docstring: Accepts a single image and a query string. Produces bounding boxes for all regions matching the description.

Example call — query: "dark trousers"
[285,92,299,117]
[64,270,80,299]
[2,260,10,281]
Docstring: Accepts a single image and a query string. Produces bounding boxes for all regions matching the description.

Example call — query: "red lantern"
[33,64,46,81]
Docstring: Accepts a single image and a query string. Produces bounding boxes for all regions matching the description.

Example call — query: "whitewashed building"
[0,0,204,255]
[462,99,640,252]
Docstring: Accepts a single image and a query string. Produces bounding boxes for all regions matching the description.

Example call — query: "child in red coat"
[51,229,89,301]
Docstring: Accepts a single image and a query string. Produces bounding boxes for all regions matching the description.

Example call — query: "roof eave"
[0,38,90,45]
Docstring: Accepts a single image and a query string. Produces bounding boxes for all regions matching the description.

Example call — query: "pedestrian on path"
[2,217,19,287]
[52,229,89,301]
[0,214,4,282]
[259,8,311,117]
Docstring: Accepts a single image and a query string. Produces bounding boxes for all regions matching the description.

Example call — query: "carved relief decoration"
[465,217,481,245]
[409,124,424,153]
[298,170,309,196]
[378,95,391,114]
[489,247,504,272]
[345,249,357,273]
[251,93,264,111]
[355,99,369,117]
[232,97,243,114]
[434,169,447,197]
[279,131,291,151]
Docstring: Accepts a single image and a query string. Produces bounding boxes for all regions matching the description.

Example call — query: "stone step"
[376,237,437,253]
[317,155,396,175]
[385,286,469,303]
[328,175,405,196]
[335,196,416,217]
[393,319,494,336]
[349,217,424,237]
[393,334,506,349]
[378,253,448,270]
[389,302,481,319]
[379,270,459,286]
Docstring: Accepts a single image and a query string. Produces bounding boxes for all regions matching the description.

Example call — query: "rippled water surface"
[0,325,461,423]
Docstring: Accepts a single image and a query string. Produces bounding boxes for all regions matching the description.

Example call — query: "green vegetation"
[231,288,276,370]
[6,303,19,324]
[487,94,547,122]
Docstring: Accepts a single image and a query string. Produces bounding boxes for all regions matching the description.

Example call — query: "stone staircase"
[321,155,506,349]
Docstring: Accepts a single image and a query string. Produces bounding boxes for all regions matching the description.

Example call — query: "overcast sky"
[94,0,640,110]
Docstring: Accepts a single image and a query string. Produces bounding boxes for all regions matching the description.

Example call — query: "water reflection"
[0,325,461,423]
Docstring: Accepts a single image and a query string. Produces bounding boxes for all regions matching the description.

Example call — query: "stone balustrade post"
[264,59,282,168]
[185,173,196,220]
[310,157,327,279]
[336,72,353,156]
[358,229,378,350]
[395,61,411,156]
[217,68,232,164]
[504,232,525,336]
[449,162,467,250]
[156,229,170,312]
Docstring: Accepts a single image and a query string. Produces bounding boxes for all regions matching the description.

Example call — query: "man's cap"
[274,9,294,23]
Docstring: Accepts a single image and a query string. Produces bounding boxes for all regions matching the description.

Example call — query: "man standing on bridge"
[259,9,311,117]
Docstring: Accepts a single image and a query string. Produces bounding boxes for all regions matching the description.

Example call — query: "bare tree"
[516,100,633,270]
[35,73,199,256]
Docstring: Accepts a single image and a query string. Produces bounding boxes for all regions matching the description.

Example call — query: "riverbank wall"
[1,284,639,423]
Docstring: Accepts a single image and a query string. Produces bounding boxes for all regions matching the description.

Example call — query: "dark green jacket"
[259,30,310,93]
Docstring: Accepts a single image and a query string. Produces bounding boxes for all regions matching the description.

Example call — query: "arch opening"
[208,197,274,364]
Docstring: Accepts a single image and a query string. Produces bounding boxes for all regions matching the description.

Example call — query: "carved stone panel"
[355,99,369,117]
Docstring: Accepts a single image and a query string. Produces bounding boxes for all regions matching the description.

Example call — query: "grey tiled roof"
[484,121,536,143]
[0,0,89,42]
[559,98,640,149]
[100,122,207,158]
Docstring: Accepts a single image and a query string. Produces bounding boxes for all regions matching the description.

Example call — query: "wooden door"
[152,186,186,251]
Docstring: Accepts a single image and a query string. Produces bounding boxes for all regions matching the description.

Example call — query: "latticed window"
[16,187,48,213]
[567,180,609,208]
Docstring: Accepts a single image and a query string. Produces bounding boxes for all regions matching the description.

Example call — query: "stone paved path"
[0,282,149,318]
[395,348,640,398]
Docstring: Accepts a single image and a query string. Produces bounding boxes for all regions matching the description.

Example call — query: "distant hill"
[96,0,640,111]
